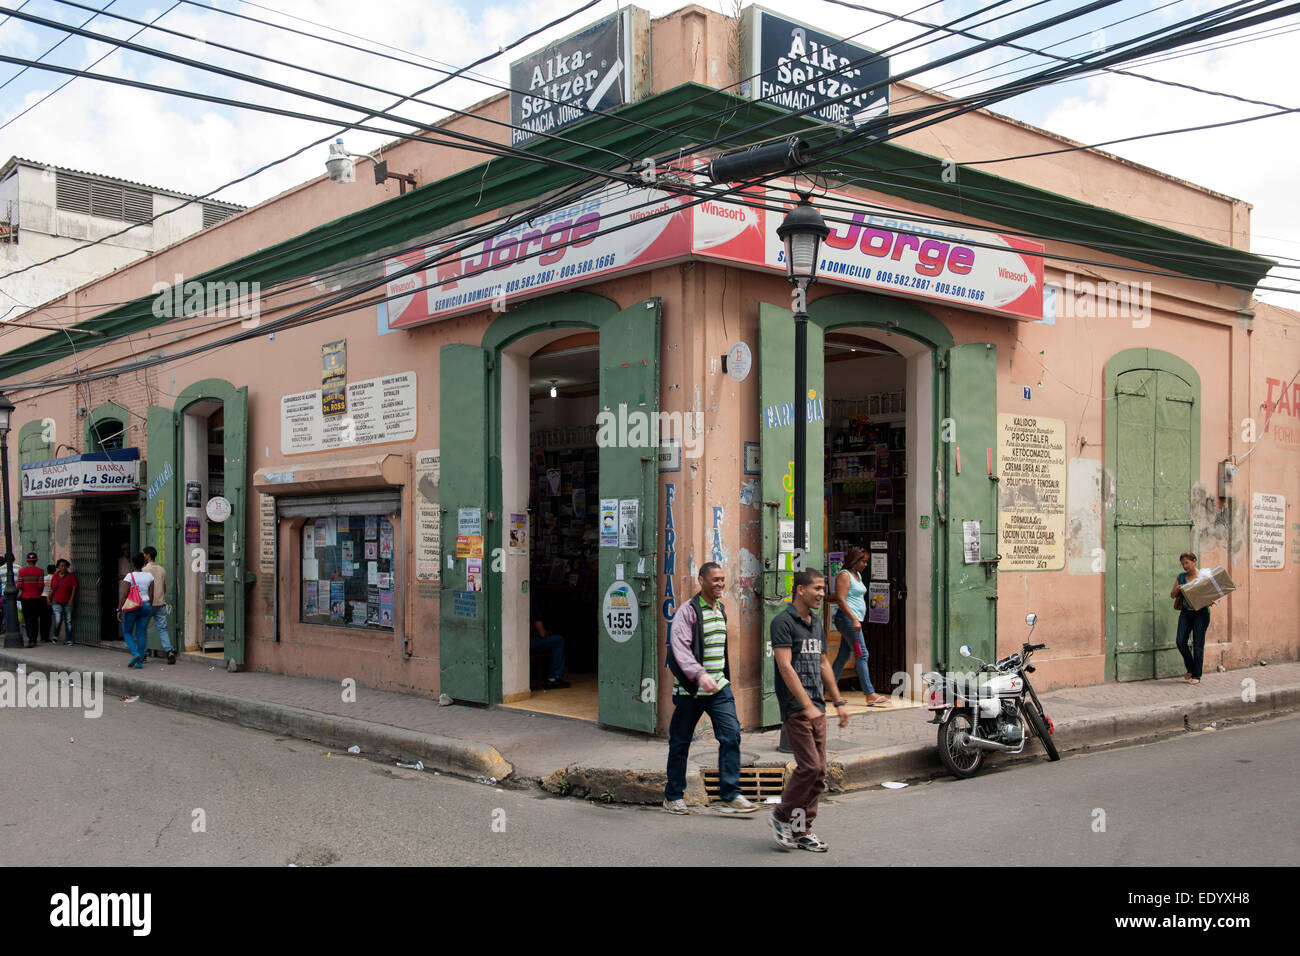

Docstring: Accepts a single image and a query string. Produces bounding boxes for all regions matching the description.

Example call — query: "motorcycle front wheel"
[937,709,986,778]
[1021,700,1061,761]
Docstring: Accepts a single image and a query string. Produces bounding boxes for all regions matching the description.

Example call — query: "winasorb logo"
[50,887,151,936]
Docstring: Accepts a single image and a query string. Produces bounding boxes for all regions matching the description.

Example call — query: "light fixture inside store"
[549,380,558,399]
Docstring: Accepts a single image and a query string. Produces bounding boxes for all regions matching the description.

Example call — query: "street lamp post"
[0,391,20,649]
[776,199,829,569]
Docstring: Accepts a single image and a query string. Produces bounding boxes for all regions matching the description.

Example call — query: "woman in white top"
[832,547,889,705]
[117,551,156,669]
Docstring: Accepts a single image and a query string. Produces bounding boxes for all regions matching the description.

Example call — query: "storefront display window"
[301,514,397,630]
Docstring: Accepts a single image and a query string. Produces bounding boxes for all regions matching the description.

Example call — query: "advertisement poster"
[508,513,528,554]
[415,449,440,583]
[315,518,327,550]
[184,517,201,543]
[458,507,482,536]
[871,552,888,580]
[321,339,347,418]
[599,498,618,546]
[365,516,377,540]
[380,525,394,559]
[868,583,890,624]
[996,414,1067,572]
[365,541,378,560]
[350,601,367,624]
[618,498,639,550]
[380,591,394,626]
[466,558,483,592]
[185,480,202,508]
[341,540,354,564]
[329,581,345,621]
[303,581,318,616]
[368,561,378,585]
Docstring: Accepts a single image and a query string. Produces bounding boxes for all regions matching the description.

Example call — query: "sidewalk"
[4,642,1297,804]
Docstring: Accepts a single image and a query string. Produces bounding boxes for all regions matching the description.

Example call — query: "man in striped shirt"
[662,562,757,815]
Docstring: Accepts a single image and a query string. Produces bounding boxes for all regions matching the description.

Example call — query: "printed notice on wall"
[1252,492,1286,570]
[996,414,1067,571]
[259,493,275,574]
[281,371,416,454]
[415,449,440,582]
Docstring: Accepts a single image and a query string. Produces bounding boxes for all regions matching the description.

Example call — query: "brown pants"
[775,711,827,832]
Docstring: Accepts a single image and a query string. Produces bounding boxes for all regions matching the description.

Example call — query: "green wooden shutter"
[1114,369,1193,680]
[17,422,52,561]
[146,405,179,654]
[758,302,825,727]
[942,344,998,667]
[224,386,249,667]
[596,298,661,732]
[439,344,491,703]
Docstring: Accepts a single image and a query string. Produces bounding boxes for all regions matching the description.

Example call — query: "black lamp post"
[776,199,829,571]
[0,390,20,649]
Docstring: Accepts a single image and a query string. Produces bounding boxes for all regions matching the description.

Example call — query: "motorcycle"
[922,613,1060,778]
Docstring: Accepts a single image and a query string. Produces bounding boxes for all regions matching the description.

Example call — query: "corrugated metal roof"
[1,155,243,209]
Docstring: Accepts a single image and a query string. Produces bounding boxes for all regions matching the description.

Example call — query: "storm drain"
[703,766,787,800]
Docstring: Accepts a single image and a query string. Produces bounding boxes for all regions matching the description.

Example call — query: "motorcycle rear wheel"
[1022,701,1061,761]
[937,710,986,778]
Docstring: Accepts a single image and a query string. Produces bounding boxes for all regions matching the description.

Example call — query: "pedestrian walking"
[1170,551,1215,685]
[831,547,889,705]
[662,562,757,815]
[142,547,176,664]
[16,552,46,648]
[39,563,55,643]
[50,559,77,645]
[117,552,156,670]
[769,568,848,852]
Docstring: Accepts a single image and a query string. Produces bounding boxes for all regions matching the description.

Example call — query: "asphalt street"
[1,698,1296,866]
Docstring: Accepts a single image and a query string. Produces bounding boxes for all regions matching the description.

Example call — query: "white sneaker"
[717,794,758,813]
[768,812,796,849]
[662,798,689,814]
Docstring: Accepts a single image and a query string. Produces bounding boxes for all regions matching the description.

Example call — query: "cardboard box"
[1179,566,1236,611]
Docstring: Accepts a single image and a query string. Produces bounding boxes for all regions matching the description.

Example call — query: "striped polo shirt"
[674,601,729,696]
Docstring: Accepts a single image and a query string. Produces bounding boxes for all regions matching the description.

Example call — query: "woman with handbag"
[1169,551,1214,685]
[118,552,156,669]
[831,547,890,706]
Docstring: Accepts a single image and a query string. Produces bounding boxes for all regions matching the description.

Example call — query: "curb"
[0,651,513,784]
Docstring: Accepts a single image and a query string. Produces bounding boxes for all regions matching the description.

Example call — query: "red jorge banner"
[384,182,1045,326]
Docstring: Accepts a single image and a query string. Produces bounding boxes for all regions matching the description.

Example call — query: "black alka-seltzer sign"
[509,7,648,147]
[741,5,890,130]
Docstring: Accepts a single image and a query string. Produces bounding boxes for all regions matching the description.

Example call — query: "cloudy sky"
[2,0,1297,301]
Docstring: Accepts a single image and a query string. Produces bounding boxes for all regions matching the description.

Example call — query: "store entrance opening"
[501,333,601,721]
[824,331,929,706]
[181,400,226,656]
[98,508,134,648]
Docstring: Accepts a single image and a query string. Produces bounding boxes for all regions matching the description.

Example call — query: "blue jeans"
[1176,607,1210,679]
[151,604,173,653]
[530,632,565,680]
[665,683,741,801]
[123,604,152,661]
[51,602,73,643]
[832,609,875,695]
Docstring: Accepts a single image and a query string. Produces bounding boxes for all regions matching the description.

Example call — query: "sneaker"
[717,794,758,814]
[167,650,177,665]
[794,832,829,852]
[662,798,689,815]
[63,640,72,646]
[768,812,796,849]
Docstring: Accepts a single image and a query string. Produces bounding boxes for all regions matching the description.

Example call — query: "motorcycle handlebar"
[1025,642,1046,652]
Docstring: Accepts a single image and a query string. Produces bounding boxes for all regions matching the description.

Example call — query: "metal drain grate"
[703,766,787,799]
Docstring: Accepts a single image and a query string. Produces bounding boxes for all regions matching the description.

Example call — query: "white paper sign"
[778,520,812,552]
[963,520,982,564]
[1251,493,1286,570]
[870,552,888,580]
[415,449,440,582]
[281,371,417,454]
[618,499,639,550]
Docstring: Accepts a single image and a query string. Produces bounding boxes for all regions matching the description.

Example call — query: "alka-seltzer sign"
[21,450,140,499]
[742,6,890,129]
[509,7,646,148]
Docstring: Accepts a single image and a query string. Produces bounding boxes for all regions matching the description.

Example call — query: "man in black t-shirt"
[768,568,848,852]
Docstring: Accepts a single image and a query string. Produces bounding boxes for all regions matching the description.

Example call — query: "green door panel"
[439,344,491,703]
[1113,368,1195,681]
[145,406,179,654]
[942,343,998,668]
[17,421,52,561]
[758,302,825,727]
[596,299,660,733]
[224,386,249,666]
